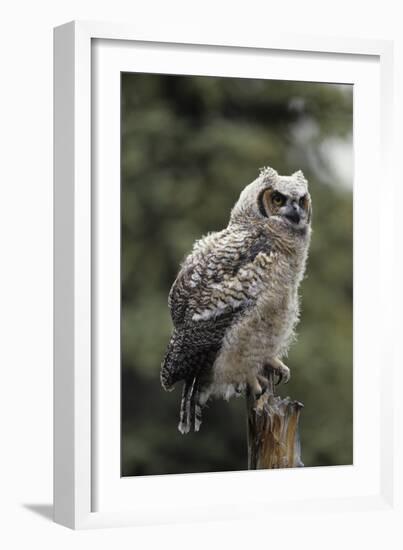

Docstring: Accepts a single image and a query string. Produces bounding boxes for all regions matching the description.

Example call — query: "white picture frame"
[54,20,396,530]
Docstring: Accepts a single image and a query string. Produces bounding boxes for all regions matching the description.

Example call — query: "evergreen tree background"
[121,73,353,476]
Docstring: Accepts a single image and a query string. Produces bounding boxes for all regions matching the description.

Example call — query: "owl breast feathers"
[160,166,312,434]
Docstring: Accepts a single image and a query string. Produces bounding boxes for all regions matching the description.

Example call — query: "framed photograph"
[54,21,395,529]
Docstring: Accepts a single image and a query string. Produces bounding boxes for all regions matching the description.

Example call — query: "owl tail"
[178,377,202,434]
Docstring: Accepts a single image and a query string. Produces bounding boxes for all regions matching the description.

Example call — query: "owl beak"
[284,203,301,224]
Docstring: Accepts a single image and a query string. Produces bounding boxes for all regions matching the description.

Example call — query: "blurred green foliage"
[121,73,353,476]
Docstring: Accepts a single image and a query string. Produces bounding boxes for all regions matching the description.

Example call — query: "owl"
[160,166,312,434]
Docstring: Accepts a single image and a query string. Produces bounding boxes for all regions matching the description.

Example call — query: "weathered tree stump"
[246,367,304,469]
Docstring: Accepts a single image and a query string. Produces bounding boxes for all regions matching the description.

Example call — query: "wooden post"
[246,367,304,469]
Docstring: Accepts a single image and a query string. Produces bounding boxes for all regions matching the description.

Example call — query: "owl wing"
[160,230,272,390]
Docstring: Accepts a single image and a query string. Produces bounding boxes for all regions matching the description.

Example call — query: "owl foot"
[247,375,265,399]
[256,374,270,395]
[235,383,246,396]
[275,368,290,385]
[267,358,291,385]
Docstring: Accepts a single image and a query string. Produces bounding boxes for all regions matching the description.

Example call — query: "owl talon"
[279,365,291,384]
[235,383,244,396]
[269,360,290,385]
[247,376,264,399]
[256,374,270,393]
[275,373,290,385]
[254,386,267,399]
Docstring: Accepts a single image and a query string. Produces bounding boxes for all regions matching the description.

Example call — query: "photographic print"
[121,73,353,476]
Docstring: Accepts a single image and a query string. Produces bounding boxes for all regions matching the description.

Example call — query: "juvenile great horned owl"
[161,166,312,434]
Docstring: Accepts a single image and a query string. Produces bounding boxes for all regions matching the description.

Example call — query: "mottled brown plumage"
[161,166,312,433]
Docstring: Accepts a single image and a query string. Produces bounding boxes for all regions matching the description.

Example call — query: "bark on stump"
[246,367,304,469]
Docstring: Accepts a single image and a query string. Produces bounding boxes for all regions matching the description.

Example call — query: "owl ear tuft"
[292,169,306,181]
[259,165,278,180]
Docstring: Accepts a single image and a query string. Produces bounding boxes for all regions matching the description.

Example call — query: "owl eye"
[299,195,307,208]
[272,192,286,207]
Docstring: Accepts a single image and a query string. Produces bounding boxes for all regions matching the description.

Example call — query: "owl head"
[230,166,312,232]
